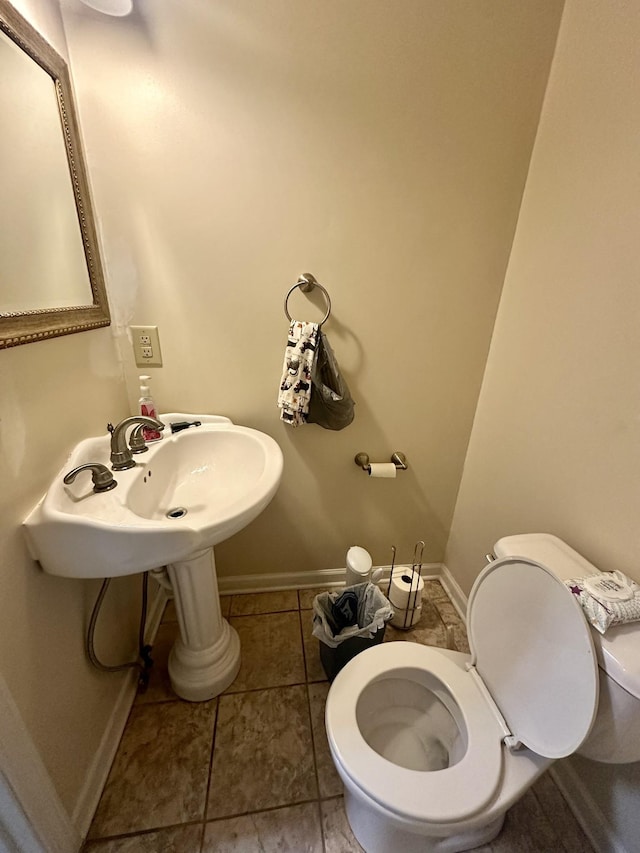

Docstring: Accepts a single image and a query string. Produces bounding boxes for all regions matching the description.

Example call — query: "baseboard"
[217,566,346,595]
[438,563,468,621]
[217,563,443,595]
[71,583,169,838]
[71,665,137,838]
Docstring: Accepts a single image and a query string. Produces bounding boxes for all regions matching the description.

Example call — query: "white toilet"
[325,533,640,853]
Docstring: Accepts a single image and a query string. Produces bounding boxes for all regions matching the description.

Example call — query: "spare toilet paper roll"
[389,571,425,609]
[391,601,422,629]
[368,463,396,478]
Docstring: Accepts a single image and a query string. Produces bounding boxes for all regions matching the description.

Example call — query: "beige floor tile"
[433,599,466,625]
[450,628,470,653]
[84,824,202,852]
[208,685,318,818]
[203,802,323,852]
[230,589,299,616]
[227,611,305,692]
[302,609,329,683]
[432,600,470,653]
[423,578,449,602]
[88,700,216,838]
[383,598,448,647]
[531,774,594,852]
[491,787,560,852]
[136,621,179,705]
[308,683,342,798]
[321,797,364,853]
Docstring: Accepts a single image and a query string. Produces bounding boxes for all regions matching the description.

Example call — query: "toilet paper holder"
[354,451,408,472]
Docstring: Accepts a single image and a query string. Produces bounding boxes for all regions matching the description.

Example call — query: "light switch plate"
[131,325,163,367]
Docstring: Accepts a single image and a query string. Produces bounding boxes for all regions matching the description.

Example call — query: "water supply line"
[86,572,154,691]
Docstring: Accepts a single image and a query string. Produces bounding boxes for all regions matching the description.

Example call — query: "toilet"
[325,533,640,853]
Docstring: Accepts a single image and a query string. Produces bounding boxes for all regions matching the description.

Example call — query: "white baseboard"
[71,582,169,838]
[550,762,626,853]
[71,666,137,838]
[438,563,468,621]
[217,566,346,595]
[217,563,443,595]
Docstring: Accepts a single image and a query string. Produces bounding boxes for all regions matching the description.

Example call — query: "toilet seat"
[326,642,505,825]
[326,556,600,826]
[468,556,599,758]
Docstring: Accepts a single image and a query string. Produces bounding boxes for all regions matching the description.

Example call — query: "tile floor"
[84,581,594,852]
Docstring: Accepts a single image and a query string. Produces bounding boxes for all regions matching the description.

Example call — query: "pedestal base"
[166,548,241,701]
[168,620,240,701]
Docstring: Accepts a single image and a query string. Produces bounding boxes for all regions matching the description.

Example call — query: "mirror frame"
[0,0,110,349]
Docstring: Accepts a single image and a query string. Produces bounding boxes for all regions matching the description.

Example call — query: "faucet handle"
[64,463,117,493]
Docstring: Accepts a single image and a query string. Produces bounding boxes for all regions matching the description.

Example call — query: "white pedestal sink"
[23,413,283,701]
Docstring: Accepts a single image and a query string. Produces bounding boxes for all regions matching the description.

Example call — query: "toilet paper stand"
[354,451,408,472]
[386,541,424,630]
[386,541,457,647]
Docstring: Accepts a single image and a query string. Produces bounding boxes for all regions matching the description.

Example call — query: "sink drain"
[166,507,188,519]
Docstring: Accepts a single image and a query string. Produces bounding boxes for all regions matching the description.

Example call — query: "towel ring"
[284,274,332,327]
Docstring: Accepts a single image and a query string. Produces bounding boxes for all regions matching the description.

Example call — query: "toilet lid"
[468,557,599,759]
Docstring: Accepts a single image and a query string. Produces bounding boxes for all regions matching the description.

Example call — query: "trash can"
[312,582,394,681]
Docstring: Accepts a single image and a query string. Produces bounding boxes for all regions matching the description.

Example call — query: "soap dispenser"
[138,375,162,441]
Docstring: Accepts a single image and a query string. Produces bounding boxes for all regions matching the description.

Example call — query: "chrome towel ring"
[284,273,332,327]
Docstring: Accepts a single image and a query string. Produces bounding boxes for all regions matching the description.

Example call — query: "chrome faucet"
[109,416,165,470]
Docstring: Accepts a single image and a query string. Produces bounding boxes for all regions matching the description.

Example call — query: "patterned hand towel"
[277,320,318,426]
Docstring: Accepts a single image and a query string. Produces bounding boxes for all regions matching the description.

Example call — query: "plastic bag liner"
[307,332,355,430]
[312,583,394,681]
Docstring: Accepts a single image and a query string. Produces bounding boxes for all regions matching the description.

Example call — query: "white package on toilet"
[565,570,640,634]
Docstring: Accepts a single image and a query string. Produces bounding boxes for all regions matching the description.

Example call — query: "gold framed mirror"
[0,0,110,349]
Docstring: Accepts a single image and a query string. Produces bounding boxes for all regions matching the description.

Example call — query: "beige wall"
[61,0,563,578]
[445,1,640,848]
[0,0,138,818]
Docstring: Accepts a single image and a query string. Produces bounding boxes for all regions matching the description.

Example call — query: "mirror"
[0,0,110,348]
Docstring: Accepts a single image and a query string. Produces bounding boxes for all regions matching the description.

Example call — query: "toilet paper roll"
[389,570,425,610]
[368,463,396,478]
[391,602,422,629]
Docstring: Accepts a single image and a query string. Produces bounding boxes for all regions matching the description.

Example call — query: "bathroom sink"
[23,413,284,579]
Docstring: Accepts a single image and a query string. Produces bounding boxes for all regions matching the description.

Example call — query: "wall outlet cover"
[131,325,162,367]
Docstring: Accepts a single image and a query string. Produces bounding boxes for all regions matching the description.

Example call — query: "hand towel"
[307,331,355,430]
[277,320,318,426]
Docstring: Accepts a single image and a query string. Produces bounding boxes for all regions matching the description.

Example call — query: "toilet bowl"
[325,534,640,853]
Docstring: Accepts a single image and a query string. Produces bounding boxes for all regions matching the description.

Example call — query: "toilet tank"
[493,533,640,764]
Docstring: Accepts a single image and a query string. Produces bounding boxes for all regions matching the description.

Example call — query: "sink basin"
[24,413,284,579]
